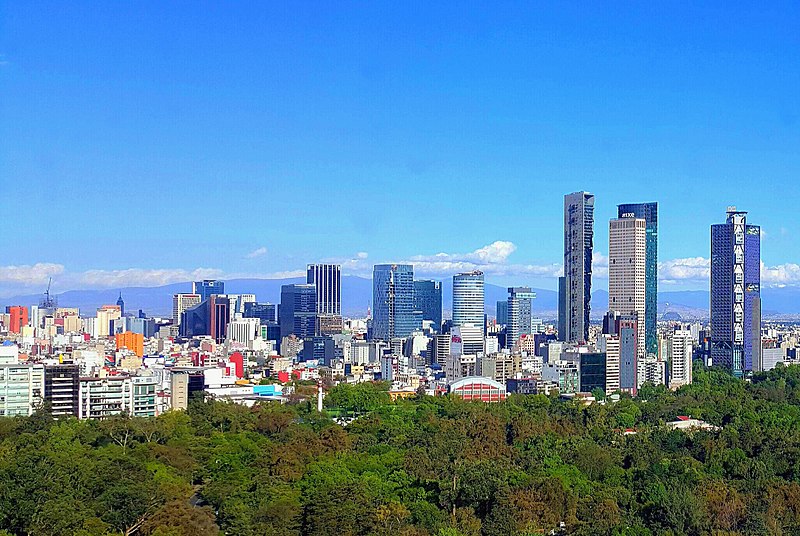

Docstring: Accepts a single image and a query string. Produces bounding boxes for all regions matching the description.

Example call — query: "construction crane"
[39,277,57,309]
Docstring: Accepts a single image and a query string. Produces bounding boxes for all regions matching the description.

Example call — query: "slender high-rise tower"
[609,216,647,360]
[507,287,535,348]
[711,207,761,376]
[452,271,485,328]
[617,203,658,356]
[563,192,595,343]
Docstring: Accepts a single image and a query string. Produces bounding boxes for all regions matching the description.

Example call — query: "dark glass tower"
[279,284,317,341]
[372,264,416,340]
[617,202,658,356]
[711,208,761,377]
[414,280,443,331]
[564,192,594,343]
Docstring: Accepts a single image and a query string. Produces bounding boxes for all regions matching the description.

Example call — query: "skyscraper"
[711,207,761,377]
[507,287,535,348]
[193,280,224,301]
[372,264,416,340]
[563,192,594,343]
[307,264,342,334]
[557,276,566,341]
[173,293,202,328]
[116,292,125,317]
[279,284,317,341]
[452,271,485,328]
[609,216,647,360]
[414,280,443,331]
[496,300,508,325]
[618,202,658,356]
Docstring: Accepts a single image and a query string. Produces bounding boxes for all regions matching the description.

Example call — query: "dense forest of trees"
[4,364,800,535]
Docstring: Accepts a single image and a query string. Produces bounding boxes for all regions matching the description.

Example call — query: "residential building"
[667,328,694,389]
[115,331,144,357]
[507,287,535,348]
[0,347,44,417]
[5,306,28,334]
[44,364,80,417]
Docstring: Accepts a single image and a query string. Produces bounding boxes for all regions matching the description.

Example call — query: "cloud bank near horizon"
[2,241,799,297]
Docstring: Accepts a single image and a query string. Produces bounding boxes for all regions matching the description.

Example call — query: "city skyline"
[2,4,800,297]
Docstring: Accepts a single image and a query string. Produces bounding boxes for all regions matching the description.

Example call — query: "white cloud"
[761,262,800,286]
[245,246,268,259]
[658,257,711,284]
[0,263,65,285]
[262,270,306,279]
[79,268,224,288]
[356,252,369,259]
[410,240,517,264]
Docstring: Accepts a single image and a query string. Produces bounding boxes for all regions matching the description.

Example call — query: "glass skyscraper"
[617,202,658,356]
[452,271,485,328]
[372,264,417,340]
[563,192,594,343]
[307,264,342,334]
[711,207,761,377]
[507,287,535,348]
[192,279,224,301]
[414,280,443,331]
[279,284,317,341]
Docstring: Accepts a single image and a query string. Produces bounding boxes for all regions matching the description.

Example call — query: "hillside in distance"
[4,276,800,319]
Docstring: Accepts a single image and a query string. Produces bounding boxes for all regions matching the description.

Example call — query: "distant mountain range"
[3,277,800,319]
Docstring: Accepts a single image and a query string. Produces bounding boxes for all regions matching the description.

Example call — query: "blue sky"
[1,2,799,297]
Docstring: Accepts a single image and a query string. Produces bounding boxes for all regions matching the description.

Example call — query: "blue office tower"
[617,202,658,356]
[711,208,761,377]
[279,284,317,341]
[193,279,224,301]
[372,264,417,340]
[414,280,443,332]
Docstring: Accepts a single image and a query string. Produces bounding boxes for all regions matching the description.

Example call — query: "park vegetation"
[3,364,800,535]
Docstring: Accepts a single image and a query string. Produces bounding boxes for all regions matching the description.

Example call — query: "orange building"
[115,331,144,357]
[6,306,28,334]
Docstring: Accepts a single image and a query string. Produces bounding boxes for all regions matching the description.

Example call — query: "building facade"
[193,280,224,301]
[507,287,535,348]
[372,264,417,341]
[609,216,647,360]
[307,264,342,334]
[452,271,485,328]
[279,284,317,341]
[414,280,443,331]
[617,203,658,356]
[711,207,761,377]
[563,191,594,343]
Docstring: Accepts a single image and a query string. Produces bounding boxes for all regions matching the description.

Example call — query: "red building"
[449,376,507,402]
[6,306,28,334]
